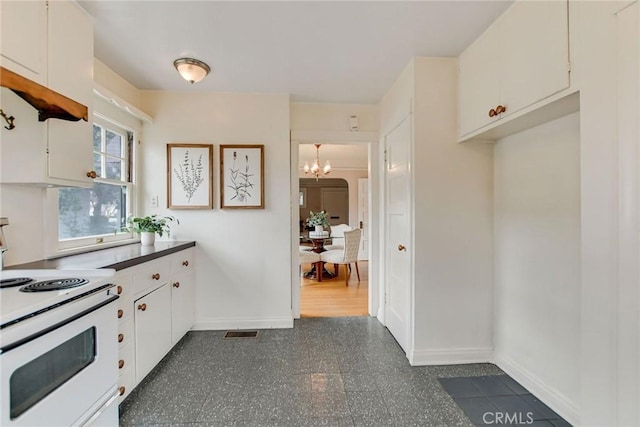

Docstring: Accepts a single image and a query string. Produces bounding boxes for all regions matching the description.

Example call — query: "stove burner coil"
[20,278,89,292]
[0,277,34,289]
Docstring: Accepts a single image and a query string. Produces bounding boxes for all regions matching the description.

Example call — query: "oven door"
[0,293,119,426]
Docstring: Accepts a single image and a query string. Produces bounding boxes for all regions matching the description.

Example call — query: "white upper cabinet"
[0,1,94,186]
[458,23,501,137]
[0,0,47,84]
[47,1,94,184]
[458,0,570,140]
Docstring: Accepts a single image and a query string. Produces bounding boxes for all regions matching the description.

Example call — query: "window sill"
[48,238,140,260]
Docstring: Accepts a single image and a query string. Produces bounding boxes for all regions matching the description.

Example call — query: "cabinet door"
[171,271,195,344]
[134,284,171,382]
[458,22,501,137]
[499,0,569,116]
[0,0,47,84]
[46,0,93,184]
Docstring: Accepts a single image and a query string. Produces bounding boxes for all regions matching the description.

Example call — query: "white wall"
[139,91,292,329]
[0,186,46,265]
[94,58,143,110]
[291,103,378,132]
[411,57,494,364]
[494,112,581,420]
[569,2,638,425]
[377,57,494,364]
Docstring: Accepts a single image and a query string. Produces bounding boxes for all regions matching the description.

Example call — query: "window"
[57,117,134,249]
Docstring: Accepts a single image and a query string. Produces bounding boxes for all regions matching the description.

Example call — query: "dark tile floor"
[439,376,570,427]
[119,317,569,427]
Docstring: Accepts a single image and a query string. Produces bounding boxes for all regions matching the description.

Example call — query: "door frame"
[290,131,379,318]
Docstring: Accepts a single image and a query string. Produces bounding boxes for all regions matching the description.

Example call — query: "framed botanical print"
[220,144,264,209]
[167,143,213,209]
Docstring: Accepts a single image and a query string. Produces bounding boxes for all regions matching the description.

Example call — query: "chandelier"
[304,144,331,180]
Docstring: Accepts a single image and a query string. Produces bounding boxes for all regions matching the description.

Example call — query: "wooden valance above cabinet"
[0,66,88,122]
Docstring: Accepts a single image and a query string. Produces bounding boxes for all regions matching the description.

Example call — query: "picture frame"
[167,143,213,209]
[220,144,264,209]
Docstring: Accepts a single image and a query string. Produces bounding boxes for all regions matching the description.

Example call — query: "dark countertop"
[7,241,196,271]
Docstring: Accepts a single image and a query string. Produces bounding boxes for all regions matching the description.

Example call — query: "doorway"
[292,142,374,318]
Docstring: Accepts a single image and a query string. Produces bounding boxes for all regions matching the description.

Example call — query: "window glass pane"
[58,183,128,240]
[93,153,102,177]
[105,130,123,157]
[93,125,102,152]
[105,157,122,181]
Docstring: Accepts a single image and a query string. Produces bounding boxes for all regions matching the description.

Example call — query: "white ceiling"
[80,1,512,104]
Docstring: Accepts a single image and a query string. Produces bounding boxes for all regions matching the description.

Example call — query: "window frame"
[49,114,138,254]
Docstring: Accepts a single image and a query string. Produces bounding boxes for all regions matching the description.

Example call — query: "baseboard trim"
[409,347,494,366]
[193,317,294,331]
[494,352,580,426]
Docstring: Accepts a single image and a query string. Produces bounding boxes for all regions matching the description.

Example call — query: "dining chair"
[324,223,353,251]
[320,228,361,286]
[299,249,321,280]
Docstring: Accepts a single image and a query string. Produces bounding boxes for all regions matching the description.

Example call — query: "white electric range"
[0,269,120,426]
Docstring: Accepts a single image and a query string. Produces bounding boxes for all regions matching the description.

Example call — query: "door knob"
[398,244,406,252]
[182,260,189,266]
[118,333,124,343]
[173,281,180,288]
[152,273,160,280]
[86,170,97,179]
[488,108,497,118]
[137,303,147,311]
[359,221,363,229]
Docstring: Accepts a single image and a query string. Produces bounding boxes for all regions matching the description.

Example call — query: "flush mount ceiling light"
[173,58,211,84]
[304,144,331,181]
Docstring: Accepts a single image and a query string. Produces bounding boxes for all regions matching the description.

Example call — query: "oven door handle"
[0,295,119,354]
[76,387,120,427]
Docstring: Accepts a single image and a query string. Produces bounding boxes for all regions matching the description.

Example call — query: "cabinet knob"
[86,170,97,179]
[496,104,507,114]
[117,309,123,318]
[118,333,124,343]
[488,108,497,118]
[117,285,123,295]
[182,260,189,267]
[137,303,147,311]
[152,273,160,280]
[173,281,180,288]
[398,244,406,252]
[119,386,126,396]
[118,359,125,369]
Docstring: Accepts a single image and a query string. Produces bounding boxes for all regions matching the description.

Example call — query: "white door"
[384,117,412,352]
[358,178,369,260]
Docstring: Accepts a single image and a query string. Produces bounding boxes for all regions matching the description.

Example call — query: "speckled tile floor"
[118,317,562,427]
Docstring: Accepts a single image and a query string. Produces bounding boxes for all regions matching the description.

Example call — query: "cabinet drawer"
[118,341,135,374]
[118,317,134,349]
[133,259,170,297]
[118,366,136,403]
[171,248,194,276]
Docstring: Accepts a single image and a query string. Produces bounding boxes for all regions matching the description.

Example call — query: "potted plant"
[306,210,329,233]
[127,214,178,246]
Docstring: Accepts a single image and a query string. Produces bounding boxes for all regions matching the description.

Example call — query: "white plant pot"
[140,232,156,246]
[314,225,323,233]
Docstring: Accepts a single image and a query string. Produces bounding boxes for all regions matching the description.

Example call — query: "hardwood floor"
[300,260,368,317]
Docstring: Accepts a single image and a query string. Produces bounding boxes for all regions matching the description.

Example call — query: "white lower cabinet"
[134,283,172,382]
[115,247,196,401]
